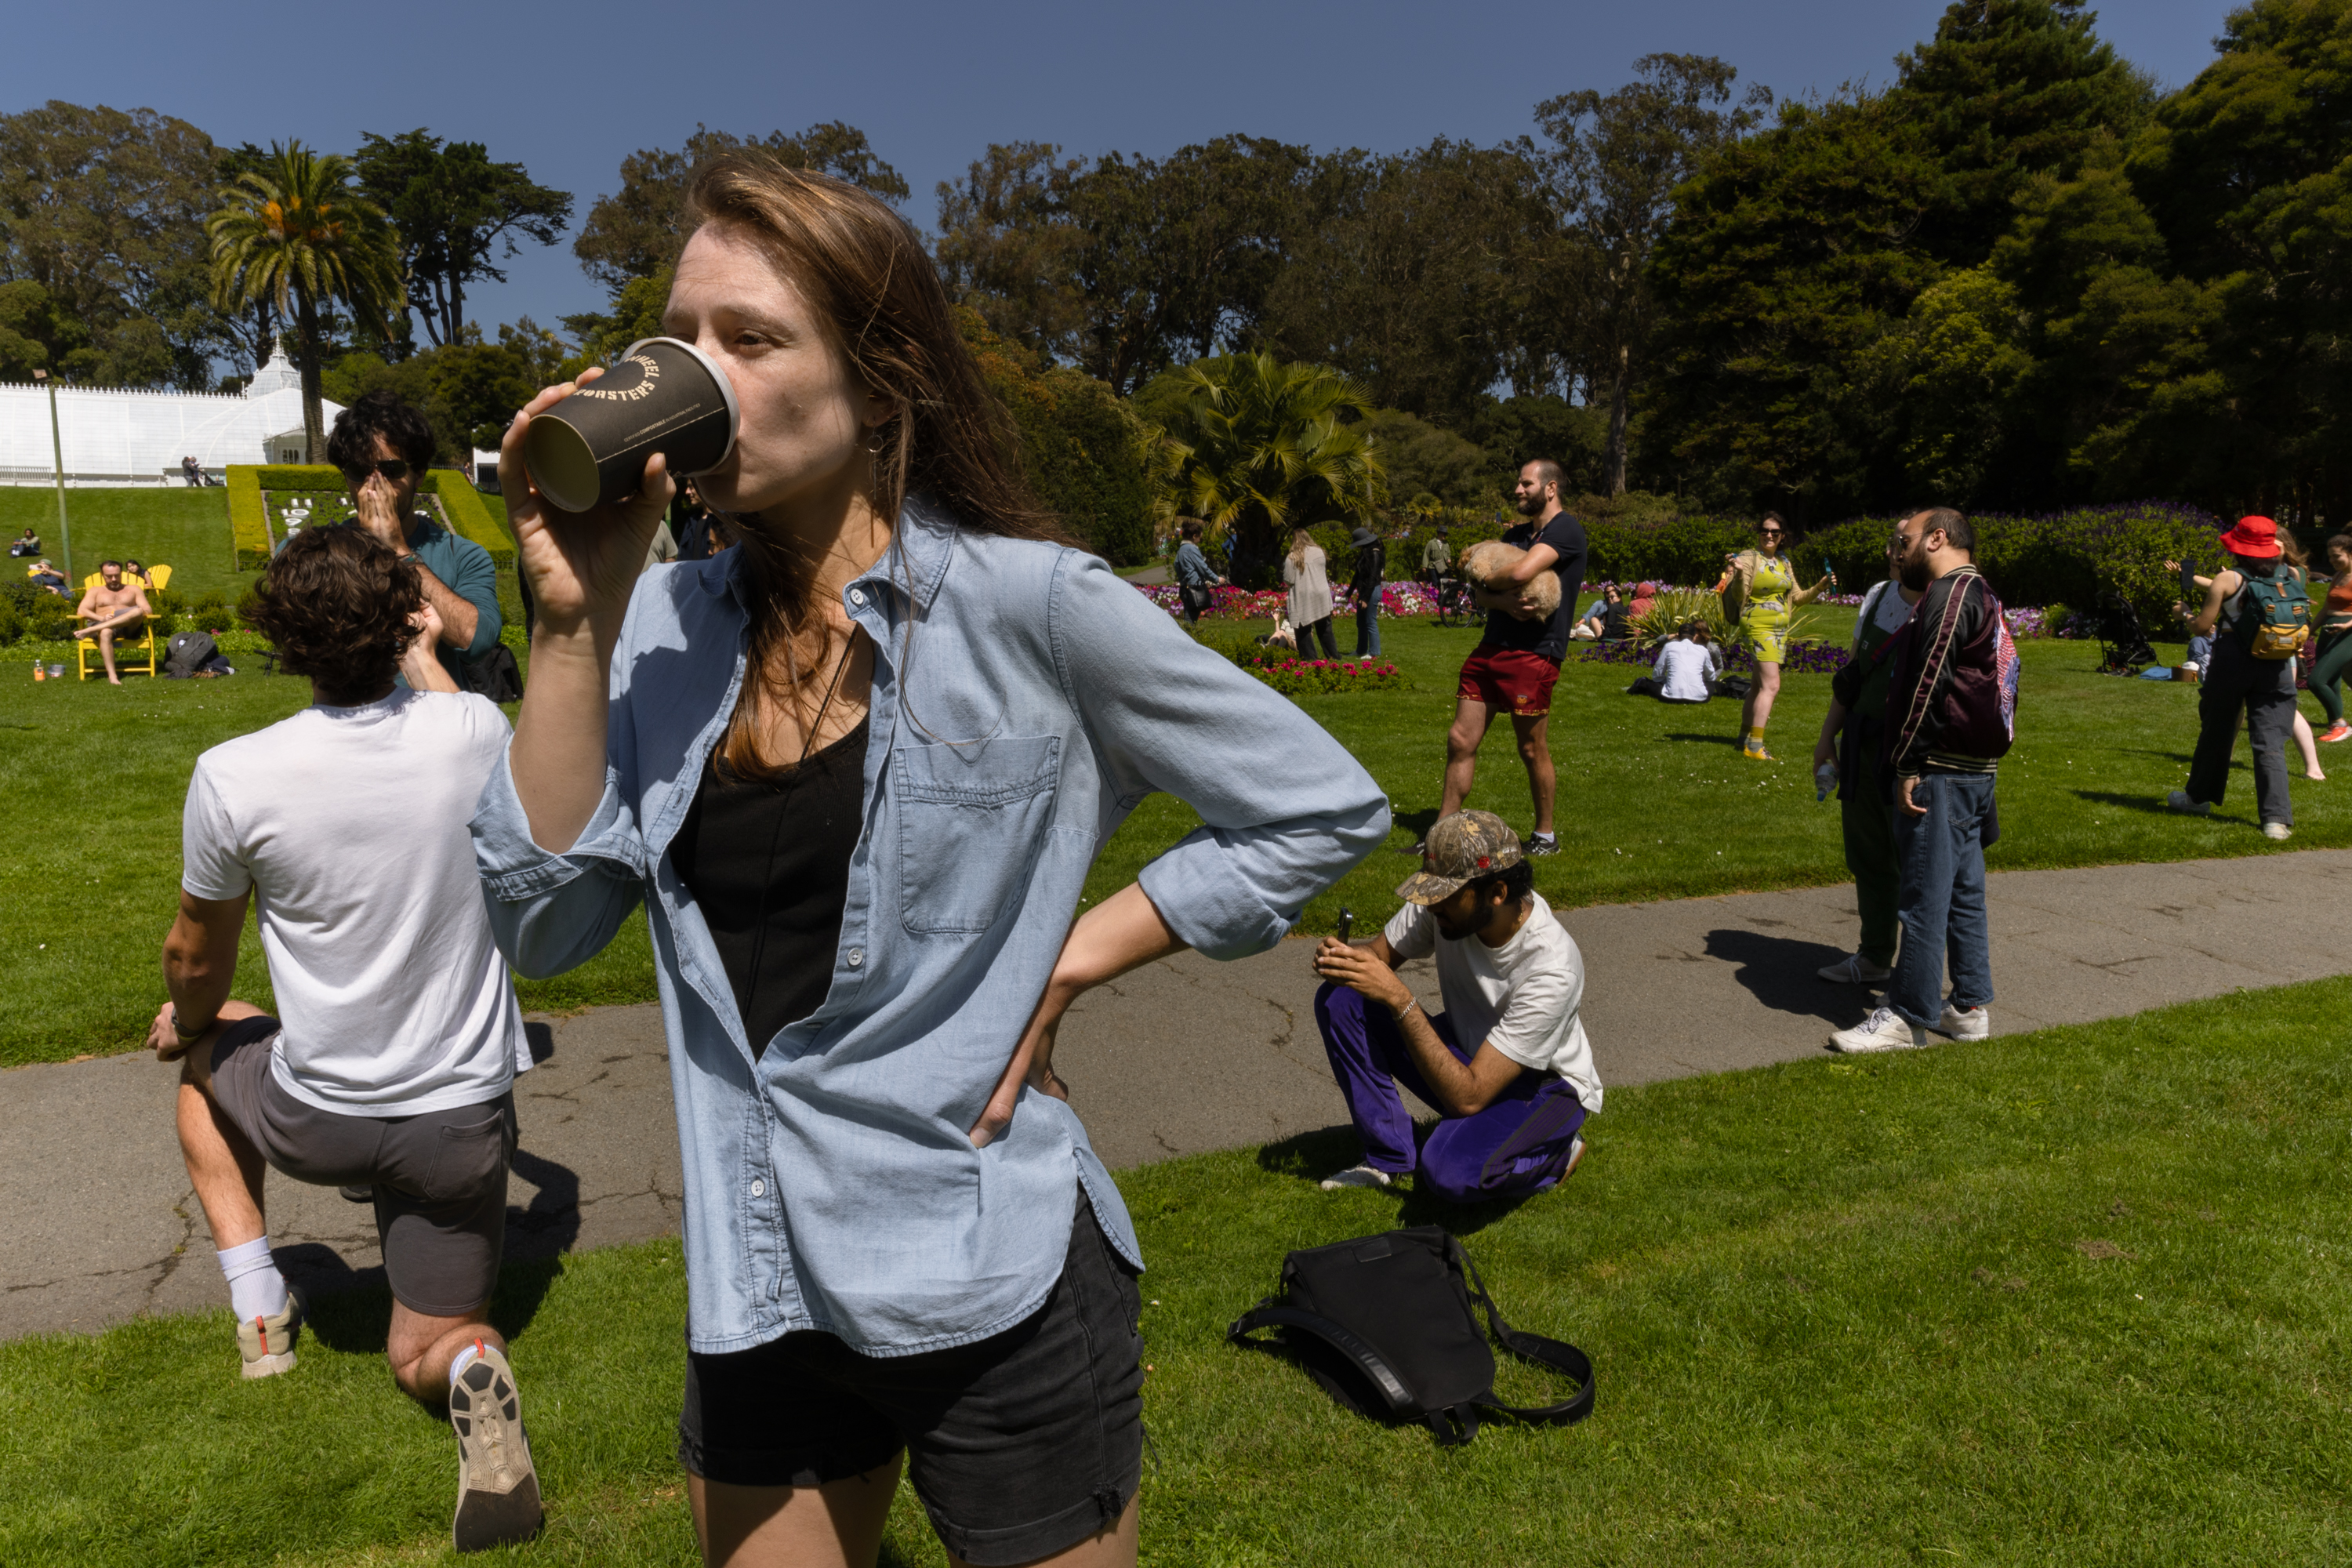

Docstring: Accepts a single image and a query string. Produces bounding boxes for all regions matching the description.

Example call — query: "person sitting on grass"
[72,560,152,684]
[27,557,66,593]
[1309,809,1602,1200]
[1648,620,1719,702]
[9,528,38,557]
[147,523,539,1552]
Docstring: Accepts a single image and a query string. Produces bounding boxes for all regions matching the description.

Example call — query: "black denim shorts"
[677,1189,1145,1566]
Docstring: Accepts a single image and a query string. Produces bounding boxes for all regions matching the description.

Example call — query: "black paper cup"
[521,337,739,514]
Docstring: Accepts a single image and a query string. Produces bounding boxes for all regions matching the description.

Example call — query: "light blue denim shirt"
[471,500,1388,1356]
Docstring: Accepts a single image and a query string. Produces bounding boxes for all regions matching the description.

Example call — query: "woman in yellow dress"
[1715,514,1832,760]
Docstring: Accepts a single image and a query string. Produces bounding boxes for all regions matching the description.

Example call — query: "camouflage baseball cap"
[1395,810,1523,904]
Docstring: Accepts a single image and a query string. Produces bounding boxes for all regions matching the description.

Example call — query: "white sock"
[216,1236,289,1320]
[1531,830,1556,844]
[448,1339,489,1390]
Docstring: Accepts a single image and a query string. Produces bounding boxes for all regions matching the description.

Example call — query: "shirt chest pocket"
[892,735,1062,934]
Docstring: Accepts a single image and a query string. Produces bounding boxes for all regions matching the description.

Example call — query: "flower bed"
[1244,656,1403,696]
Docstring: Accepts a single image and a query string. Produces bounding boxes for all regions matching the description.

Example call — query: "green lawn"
[9,978,2349,1564]
[0,615,2332,1067]
[0,487,244,602]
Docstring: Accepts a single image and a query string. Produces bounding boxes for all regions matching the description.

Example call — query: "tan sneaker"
[448,1340,543,1552]
[234,1294,300,1380]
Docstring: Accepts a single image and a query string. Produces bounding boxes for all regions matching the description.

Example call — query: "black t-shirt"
[670,717,869,1058]
[1482,512,1588,663]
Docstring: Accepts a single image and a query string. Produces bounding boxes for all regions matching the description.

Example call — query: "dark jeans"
[1888,772,1996,1027]
[2186,640,2296,826]
[1839,727,1900,968]
[1294,615,1338,659]
[1312,982,1587,1203]
[1353,600,1381,657]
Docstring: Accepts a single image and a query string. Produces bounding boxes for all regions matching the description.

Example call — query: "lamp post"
[31,368,70,584]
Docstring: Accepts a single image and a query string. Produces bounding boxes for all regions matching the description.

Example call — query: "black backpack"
[164,630,218,678]
[1228,1227,1593,1446]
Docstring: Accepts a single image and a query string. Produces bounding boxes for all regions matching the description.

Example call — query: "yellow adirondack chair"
[74,564,166,680]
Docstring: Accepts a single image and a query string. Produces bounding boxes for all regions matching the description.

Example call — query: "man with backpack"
[2167,515,2311,840]
[1831,508,2016,1054]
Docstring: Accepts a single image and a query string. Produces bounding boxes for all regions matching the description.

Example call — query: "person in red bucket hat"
[2169,514,2313,838]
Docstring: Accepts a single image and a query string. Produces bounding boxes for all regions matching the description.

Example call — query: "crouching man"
[150,524,540,1553]
[1308,809,1602,1200]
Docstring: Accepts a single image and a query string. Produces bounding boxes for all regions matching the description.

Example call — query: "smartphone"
[1337,907,1355,944]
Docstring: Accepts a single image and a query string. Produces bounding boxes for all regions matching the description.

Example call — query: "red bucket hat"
[2218,515,2282,558]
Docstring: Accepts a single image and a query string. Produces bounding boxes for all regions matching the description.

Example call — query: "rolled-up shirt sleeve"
[445,537,503,660]
[470,746,649,979]
[1048,554,1388,958]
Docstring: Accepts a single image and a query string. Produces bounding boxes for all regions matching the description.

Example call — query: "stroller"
[2092,590,2159,674]
[1432,575,1480,628]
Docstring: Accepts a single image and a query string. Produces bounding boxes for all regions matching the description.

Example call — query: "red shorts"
[1457,644,1561,717]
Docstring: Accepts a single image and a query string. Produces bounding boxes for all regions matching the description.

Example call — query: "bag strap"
[1228,1300,1421,1417]
[1447,1238,1595,1426]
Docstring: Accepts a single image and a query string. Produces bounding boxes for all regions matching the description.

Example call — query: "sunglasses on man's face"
[342,459,412,483]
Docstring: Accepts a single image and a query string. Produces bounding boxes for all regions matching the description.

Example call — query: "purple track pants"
[1312,982,1587,1203]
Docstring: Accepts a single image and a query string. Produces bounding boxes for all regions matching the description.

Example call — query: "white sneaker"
[1817,952,1893,984]
[2262,822,2292,841]
[1828,1007,1929,1054]
[2166,790,2212,816]
[1934,1003,1990,1040]
[1319,1163,1395,1191]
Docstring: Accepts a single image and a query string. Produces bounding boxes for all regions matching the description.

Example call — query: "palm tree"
[208,142,401,462]
[1150,353,1386,587]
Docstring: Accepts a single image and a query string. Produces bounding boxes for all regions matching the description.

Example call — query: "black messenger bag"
[1227,1226,1593,1446]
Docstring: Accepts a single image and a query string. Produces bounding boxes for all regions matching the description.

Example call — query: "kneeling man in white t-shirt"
[1311,809,1602,1199]
[149,524,541,1552]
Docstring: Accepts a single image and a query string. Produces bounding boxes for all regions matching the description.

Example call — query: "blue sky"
[2,0,2241,346]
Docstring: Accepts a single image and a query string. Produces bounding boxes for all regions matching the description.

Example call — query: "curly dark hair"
[247,526,423,704]
[327,390,436,475]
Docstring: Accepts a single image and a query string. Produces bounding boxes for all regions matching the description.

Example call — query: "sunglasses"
[340,459,412,482]
[1758,528,1784,539]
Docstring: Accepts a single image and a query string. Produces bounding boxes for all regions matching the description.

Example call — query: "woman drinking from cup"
[474,156,1386,1568]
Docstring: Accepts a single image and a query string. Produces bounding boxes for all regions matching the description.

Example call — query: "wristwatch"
[171,1005,212,1042]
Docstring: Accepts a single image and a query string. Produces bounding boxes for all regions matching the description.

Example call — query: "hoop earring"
[866,426,886,456]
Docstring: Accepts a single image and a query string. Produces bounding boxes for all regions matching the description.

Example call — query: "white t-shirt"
[1384,892,1602,1111]
[1651,638,1718,701]
[1856,579,1914,644]
[181,690,527,1116]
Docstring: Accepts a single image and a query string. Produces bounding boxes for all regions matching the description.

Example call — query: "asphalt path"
[5,848,2347,1341]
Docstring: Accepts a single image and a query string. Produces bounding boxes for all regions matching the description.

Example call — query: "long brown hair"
[683,154,1073,776]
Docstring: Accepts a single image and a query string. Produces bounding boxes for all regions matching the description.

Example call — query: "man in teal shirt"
[329,392,502,688]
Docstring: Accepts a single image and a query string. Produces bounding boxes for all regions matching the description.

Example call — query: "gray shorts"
[205,1015,517,1317]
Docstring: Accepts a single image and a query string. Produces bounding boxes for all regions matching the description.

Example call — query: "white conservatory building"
[0,348,346,487]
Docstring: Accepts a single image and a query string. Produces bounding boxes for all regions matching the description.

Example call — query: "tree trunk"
[446,227,465,346]
[1606,344,1631,497]
[1230,506,1281,590]
[294,288,326,464]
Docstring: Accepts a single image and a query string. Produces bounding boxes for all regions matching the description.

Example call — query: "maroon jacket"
[1883,564,2011,777]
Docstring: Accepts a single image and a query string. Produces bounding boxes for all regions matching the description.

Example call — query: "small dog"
[1461,540,1563,617]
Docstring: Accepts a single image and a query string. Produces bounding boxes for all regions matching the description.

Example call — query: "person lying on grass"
[1309,809,1602,1200]
[148,524,539,1554]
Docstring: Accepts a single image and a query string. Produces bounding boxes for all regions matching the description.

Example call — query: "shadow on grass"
[1664,731,1742,748]
[1253,1125,1535,1239]
[1392,807,1441,844]
[1701,927,1875,1026]
[2073,789,2200,818]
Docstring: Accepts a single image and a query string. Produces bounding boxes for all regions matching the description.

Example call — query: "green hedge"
[227,465,514,571]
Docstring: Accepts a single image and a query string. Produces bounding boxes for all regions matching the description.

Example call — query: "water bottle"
[1815,760,1838,801]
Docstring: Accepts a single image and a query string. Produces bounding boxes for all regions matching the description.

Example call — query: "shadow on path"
[1701,927,1873,1028]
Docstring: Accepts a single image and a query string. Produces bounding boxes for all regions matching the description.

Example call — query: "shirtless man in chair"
[74,561,153,684]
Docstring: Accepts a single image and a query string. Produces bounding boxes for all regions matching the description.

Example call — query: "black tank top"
[670,717,869,1058]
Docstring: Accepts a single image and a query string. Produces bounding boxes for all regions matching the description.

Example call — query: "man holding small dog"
[1435,459,1587,856]
[1310,810,1601,1200]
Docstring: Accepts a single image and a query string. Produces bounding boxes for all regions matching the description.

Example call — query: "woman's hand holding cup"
[499,371,674,641]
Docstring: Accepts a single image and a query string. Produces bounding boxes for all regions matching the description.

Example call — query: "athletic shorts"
[1457,643,1562,717]
[203,1014,517,1317]
[677,1191,1145,1567]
